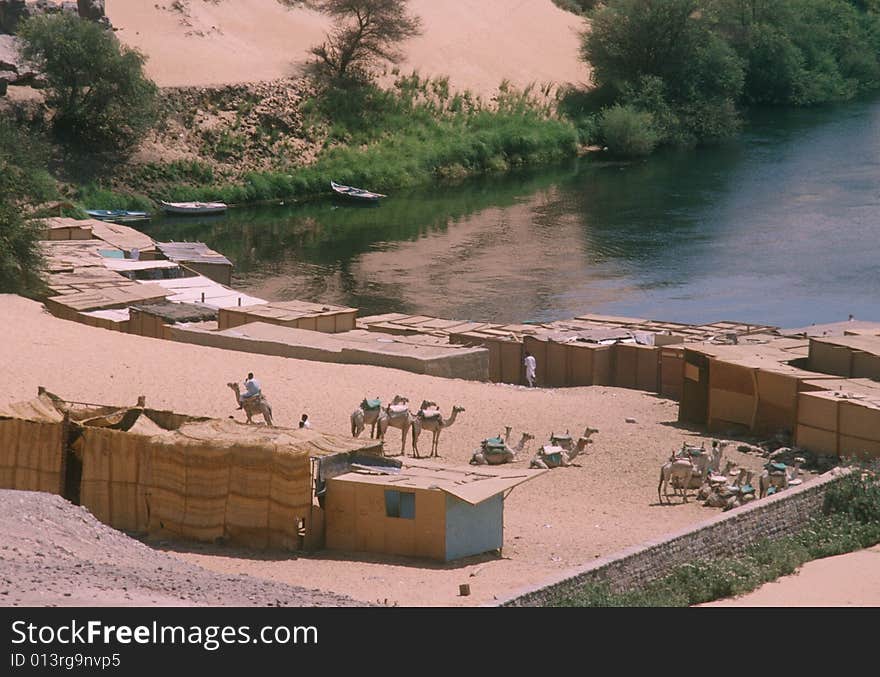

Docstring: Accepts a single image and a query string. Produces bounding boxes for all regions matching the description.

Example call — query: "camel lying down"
[529,427,598,469]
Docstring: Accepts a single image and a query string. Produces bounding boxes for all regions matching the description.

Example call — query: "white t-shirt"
[244,378,261,396]
[524,355,537,373]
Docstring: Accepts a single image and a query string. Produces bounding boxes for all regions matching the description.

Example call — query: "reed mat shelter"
[0,389,383,550]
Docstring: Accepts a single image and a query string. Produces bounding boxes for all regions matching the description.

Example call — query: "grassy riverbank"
[78,76,579,210]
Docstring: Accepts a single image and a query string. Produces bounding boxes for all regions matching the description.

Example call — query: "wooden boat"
[160,200,228,215]
[85,209,151,223]
[330,181,386,202]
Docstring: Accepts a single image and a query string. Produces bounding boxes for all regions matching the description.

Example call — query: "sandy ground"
[700,545,880,607]
[106,0,591,96]
[0,294,805,607]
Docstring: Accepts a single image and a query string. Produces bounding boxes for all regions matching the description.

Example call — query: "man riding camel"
[237,372,261,409]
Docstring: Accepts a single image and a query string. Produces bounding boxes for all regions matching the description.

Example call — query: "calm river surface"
[144,100,880,328]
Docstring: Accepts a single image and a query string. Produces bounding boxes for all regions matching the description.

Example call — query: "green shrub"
[75,185,154,212]
[598,105,659,157]
[823,464,880,524]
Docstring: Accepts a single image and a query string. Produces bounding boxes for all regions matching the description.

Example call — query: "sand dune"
[106,0,591,95]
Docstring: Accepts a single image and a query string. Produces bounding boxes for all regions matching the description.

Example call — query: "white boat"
[160,200,228,215]
[330,181,386,202]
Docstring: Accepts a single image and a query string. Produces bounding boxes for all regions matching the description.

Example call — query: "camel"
[786,457,805,486]
[411,404,465,458]
[675,440,726,490]
[227,382,274,427]
[470,426,535,465]
[376,397,417,456]
[350,395,399,438]
[759,462,790,498]
[703,469,754,509]
[658,458,694,504]
[529,427,597,469]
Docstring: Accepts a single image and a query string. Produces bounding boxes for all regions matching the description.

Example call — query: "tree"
[0,118,56,294]
[307,0,422,85]
[582,0,744,145]
[17,13,158,153]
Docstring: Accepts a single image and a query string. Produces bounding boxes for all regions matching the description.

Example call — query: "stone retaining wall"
[498,469,848,606]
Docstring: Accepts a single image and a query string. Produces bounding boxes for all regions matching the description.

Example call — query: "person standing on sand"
[524,351,537,387]
[299,414,312,429]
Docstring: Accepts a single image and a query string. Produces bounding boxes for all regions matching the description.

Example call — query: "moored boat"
[330,181,386,202]
[85,209,151,223]
[160,200,228,215]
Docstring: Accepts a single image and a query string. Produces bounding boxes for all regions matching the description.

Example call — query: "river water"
[144,99,880,328]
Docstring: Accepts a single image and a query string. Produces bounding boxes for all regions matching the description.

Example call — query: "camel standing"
[411,405,465,458]
[352,395,410,438]
[376,398,417,456]
[227,382,274,426]
[350,396,383,438]
[658,458,694,504]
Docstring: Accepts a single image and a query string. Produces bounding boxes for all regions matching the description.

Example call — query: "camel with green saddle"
[470,426,535,465]
[529,427,598,469]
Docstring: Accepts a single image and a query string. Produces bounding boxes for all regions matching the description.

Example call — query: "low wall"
[169,323,489,380]
[498,469,848,606]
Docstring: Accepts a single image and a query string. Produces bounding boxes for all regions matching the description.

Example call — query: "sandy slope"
[106,0,590,95]
[0,294,786,606]
[0,490,368,606]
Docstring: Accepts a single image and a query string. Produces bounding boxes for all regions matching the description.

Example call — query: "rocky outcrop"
[0,32,45,91]
[77,0,104,22]
[0,0,108,35]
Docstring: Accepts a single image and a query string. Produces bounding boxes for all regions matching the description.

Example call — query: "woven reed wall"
[0,418,65,494]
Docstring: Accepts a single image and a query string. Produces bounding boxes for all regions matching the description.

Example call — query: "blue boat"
[86,209,151,223]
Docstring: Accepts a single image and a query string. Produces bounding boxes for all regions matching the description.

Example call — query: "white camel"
[227,382,274,427]
[411,404,465,458]
[658,458,694,504]
[787,457,806,486]
[529,427,598,469]
[376,396,417,456]
[470,426,535,465]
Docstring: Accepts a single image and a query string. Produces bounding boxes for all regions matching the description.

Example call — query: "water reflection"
[144,98,880,326]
